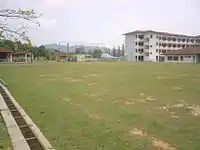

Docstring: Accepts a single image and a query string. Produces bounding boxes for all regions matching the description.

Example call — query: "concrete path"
[0,81,55,150]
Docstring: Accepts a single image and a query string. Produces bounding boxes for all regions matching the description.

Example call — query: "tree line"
[0,39,56,60]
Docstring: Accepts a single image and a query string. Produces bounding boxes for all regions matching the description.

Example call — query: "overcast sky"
[1,0,200,47]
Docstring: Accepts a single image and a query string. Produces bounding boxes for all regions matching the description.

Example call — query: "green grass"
[0,62,200,150]
[0,115,11,150]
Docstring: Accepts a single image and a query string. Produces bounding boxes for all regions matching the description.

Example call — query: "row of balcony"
[135,34,200,43]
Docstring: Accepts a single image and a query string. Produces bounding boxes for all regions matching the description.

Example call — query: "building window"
[150,45,152,47]
[135,56,137,60]
[156,36,158,39]
[162,37,166,41]
[135,49,138,52]
[150,52,152,55]
[135,42,138,45]
[136,35,137,38]
[159,36,161,40]
[156,49,158,53]
[156,56,158,61]
[180,56,183,61]
[168,56,172,61]
[174,56,179,61]
[156,42,158,45]
[150,34,153,38]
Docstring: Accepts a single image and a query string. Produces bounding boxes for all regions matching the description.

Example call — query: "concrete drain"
[0,86,45,150]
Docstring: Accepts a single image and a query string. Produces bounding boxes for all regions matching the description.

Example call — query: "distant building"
[0,48,13,62]
[164,47,200,63]
[123,30,200,62]
[12,51,33,62]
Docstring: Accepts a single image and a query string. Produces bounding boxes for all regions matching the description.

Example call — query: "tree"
[93,49,102,58]
[0,9,41,40]
[121,44,125,57]
[117,45,121,57]
[112,46,117,57]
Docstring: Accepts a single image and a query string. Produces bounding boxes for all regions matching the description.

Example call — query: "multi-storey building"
[123,30,200,62]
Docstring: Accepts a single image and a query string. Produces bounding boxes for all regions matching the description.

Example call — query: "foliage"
[92,49,102,58]
[0,9,41,40]
[0,39,56,60]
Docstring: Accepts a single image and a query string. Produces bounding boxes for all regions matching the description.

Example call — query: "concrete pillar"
[25,53,27,62]
[10,53,12,63]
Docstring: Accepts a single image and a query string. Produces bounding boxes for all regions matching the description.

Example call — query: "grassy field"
[0,116,11,150]
[0,62,200,150]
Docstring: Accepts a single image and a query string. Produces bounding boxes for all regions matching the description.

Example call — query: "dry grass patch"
[171,86,184,90]
[186,105,200,116]
[145,97,156,101]
[129,128,147,137]
[62,97,71,103]
[125,101,135,105]
[82,74,98,78]
[88,112,102,120]
[40,78,57,81]
[129,128,177,150]
[156,76,172,80]
[88,83,98,86]
[152,138,177,150]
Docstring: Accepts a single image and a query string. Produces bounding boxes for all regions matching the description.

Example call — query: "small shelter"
[164,47,200,63]
[0,48,13,62]
[12,51,33,62]
[56,51,69,61]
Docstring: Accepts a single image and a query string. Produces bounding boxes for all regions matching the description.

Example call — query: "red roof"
[164,47,200,55]
[13,50,31,55]
[56,51,68,56]
[0,48,13,53]
[123,30,199,38]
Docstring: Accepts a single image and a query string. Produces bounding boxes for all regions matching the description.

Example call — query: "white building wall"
[124,31,200,62]
[125,34,136,61]
[164,55,197,63]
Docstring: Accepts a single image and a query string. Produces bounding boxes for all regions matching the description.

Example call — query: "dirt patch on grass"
[172,86,184,90]
[88,83,98,86]
[172,104,184,108]
[40,74,58,77]
[140,93,145,96]
[145,97,156,101]
[64,77,83,82]
[71,78,84,82]
[186,105,200,116]
[152,138,177,150]
[40,78,57,81]
[85,92,98,97]
[62,97,71,103]
[158,101,200,118]
[88,112,102,120]
[129,128,147,137]
[156,76,172,80]
[129,128,177,150]
[125,101,135,105]
[83,74,98,78]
